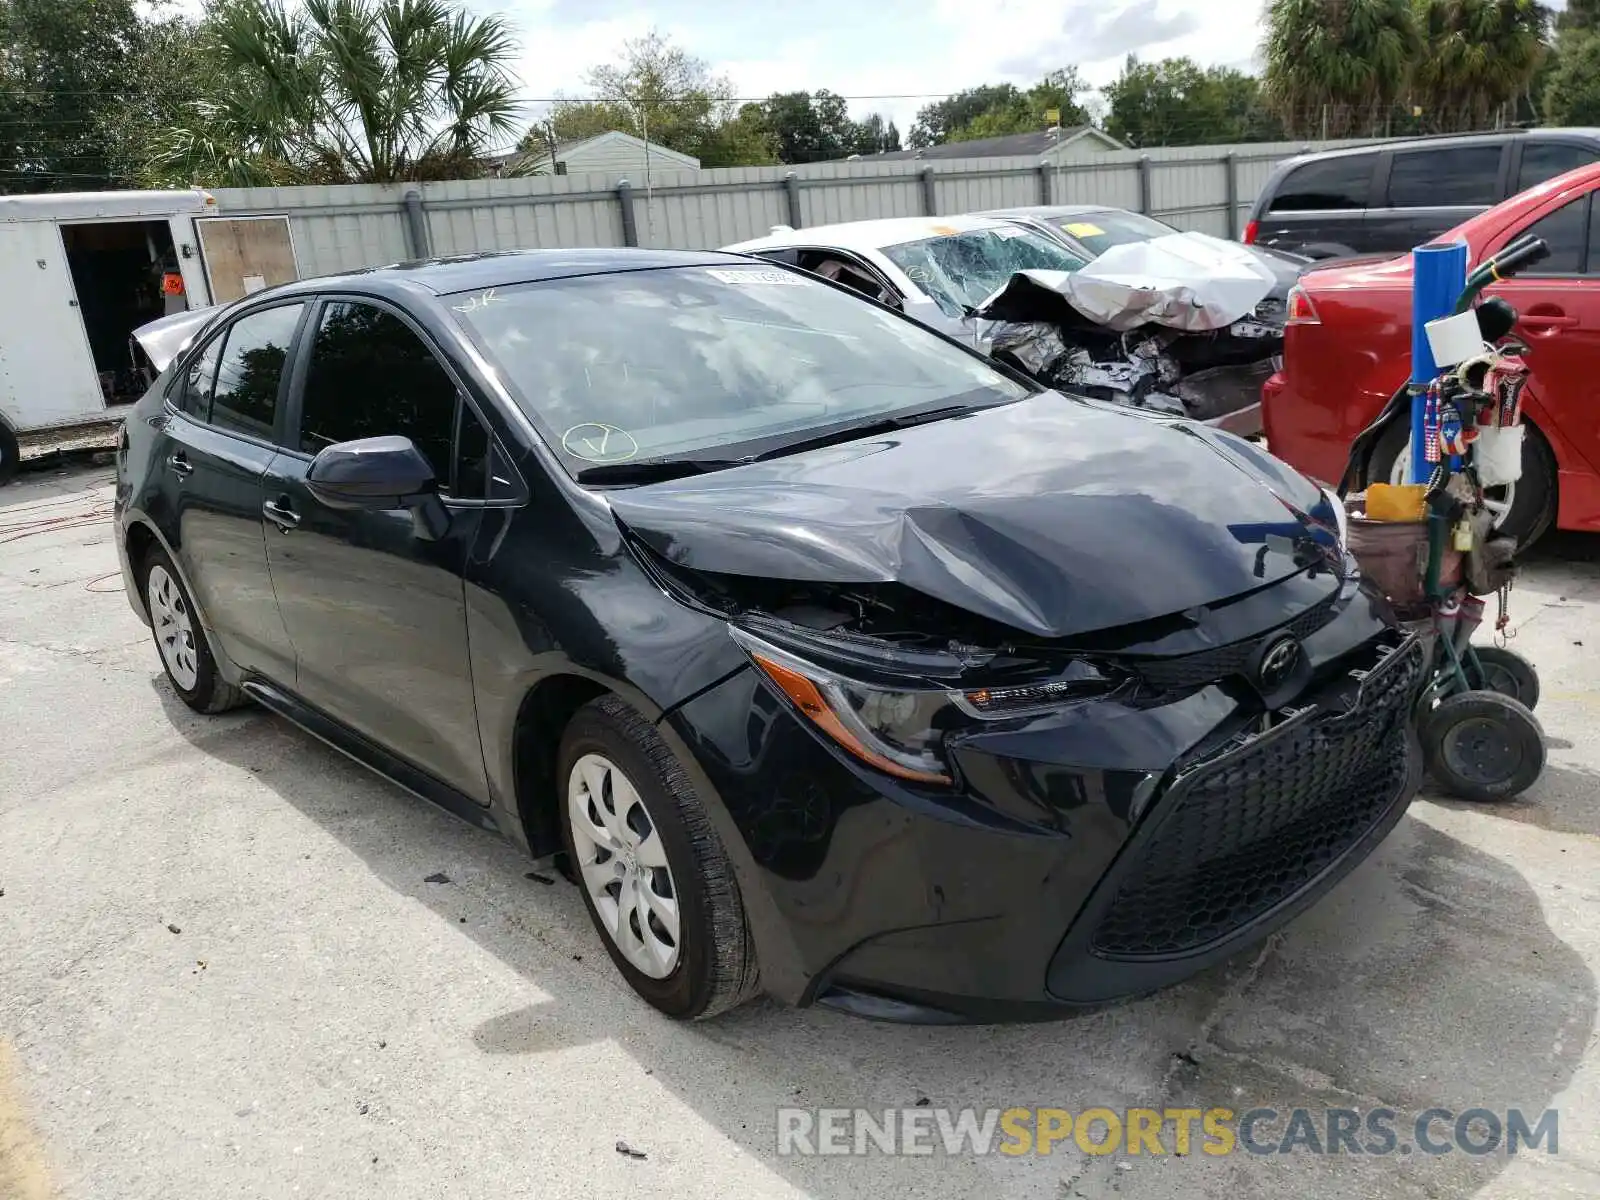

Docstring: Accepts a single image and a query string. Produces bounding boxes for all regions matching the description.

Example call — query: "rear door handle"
[168,453,194,478]
[262,498,300,532]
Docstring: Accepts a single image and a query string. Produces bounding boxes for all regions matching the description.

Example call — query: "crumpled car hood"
[976,232,1277,333]
[132,305,223,372]
[608,395,1333,640]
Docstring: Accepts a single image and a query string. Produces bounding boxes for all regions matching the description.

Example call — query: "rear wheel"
[557,695,759,1019]
[141,546,246,714]
[1370,418,1555,548]
[0,419,18,486]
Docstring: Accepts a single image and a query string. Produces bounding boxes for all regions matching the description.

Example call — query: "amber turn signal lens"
[750,653,951,784]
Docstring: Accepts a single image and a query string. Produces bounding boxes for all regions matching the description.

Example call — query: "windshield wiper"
[574,458,743,484]
[574,395,1010,484]
[745,400,1000,462]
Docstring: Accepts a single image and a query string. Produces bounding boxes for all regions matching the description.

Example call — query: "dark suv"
[116,249,1423,1023]
[1247,129,1600,259]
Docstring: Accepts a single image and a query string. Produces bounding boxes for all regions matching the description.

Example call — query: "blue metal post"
[1409,241,1469,483]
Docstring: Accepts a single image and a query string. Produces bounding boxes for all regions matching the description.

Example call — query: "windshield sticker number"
[452,288,503,313]
[562,423,639,463]
[1063,222,1104,238]
[707,268,805,286]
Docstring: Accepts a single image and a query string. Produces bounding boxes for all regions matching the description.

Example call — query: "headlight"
[730,628,1119,785]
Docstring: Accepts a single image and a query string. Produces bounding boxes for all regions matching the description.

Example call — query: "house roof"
[488,129,700,175]
[850,126,1123,162]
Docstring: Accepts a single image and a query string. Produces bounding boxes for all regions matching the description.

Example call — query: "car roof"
[723,214,1014,254]
[264,247,753,299]
[1278,128,1600,167]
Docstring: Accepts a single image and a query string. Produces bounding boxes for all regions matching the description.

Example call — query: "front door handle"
[168,453,194,479]
[262,498,300,532]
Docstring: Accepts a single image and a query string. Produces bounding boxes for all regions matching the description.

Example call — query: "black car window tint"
[1387,146,1501,208]
[179,335,225,420]
[209,303,304,441]
[1519,195,1590,274]
[298,301,459,490]
[1268,155,1374,212]
[1518,142,1599,193]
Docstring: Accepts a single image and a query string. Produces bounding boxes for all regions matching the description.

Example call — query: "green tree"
[1545,29,1600,123]
[0,0,147,190]
[1262,0,1422,136]
[149,0,521,186]
[1104,57,1284,146]
[910,71,1090,146]
[539,31,776,167]
[101,8,217,187]
[757,90,894,162]
[1557,0,1600,31]
[1411,0,1548,132]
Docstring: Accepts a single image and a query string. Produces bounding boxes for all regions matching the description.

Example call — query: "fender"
[118,508,240,682]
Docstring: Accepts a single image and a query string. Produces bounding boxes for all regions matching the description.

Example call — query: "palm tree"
[1262,0,1423,137]
[1412,0,1549,132]
[150,0,521,186]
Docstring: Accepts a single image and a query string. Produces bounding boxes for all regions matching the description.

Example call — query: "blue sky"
[467,0,1264,135]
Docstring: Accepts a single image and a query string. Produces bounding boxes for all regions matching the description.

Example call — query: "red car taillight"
[1242,219,1259,245]
[1286,285,1322,326]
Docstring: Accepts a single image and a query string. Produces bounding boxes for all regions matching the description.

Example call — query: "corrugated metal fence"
[211,137,1380,280]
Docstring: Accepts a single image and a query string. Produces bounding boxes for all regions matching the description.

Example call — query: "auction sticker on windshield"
[562,423,639,463]
[707,268,805,285]
[1064,222,1105,237]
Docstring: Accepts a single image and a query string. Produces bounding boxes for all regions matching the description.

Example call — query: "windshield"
[1050,210,1176,257]
[881,227,1087,317]
[451,264,1030,474]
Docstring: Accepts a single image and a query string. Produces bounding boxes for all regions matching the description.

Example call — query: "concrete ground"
[1,462,1597,1200]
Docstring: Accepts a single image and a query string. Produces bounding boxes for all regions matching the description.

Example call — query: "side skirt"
[240,677,502,837]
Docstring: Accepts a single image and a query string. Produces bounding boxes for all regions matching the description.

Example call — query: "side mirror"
[305,435,449,539]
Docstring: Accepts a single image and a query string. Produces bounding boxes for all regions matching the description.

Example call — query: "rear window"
[1517,141,1600,193]
[1387,146,1502,208]
[1268,154,1375,212]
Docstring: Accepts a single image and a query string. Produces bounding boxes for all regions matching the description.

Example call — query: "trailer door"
[0,222,104,430]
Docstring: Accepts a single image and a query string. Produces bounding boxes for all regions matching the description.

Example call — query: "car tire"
[557,695,760,1020]
[0,419,18,487]
[141,545,247,714]
[1369,418,1555,549]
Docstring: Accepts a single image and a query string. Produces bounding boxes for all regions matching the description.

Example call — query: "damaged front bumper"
[661,573,1423,1023]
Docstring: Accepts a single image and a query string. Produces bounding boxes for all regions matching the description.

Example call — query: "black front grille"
[1132,592,1340,694]
[1091,638,1423,959]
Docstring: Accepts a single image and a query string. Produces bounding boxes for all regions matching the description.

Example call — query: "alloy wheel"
[567,753,681,979]
[146,564,199,691]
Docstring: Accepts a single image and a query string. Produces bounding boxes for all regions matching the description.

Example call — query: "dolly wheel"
[1421,691,1546,802]
[1468,645,1541,711]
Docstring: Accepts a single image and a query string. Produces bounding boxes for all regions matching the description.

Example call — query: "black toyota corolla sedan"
[115,248,1424,1023]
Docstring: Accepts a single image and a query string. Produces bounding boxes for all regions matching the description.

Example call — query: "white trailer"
[0,189,219,482]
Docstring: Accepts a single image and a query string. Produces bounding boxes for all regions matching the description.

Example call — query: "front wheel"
[1420,690,1545,802]
[1370,419,1555,549]
[557,695,760,1019]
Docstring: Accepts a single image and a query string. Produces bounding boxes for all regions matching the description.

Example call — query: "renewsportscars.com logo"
[776,1106,1560,1158]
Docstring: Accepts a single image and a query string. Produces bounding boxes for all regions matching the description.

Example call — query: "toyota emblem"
[1257,636,1302,692]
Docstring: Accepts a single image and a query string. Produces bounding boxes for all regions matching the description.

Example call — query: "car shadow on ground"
[153,677,1595,1198]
